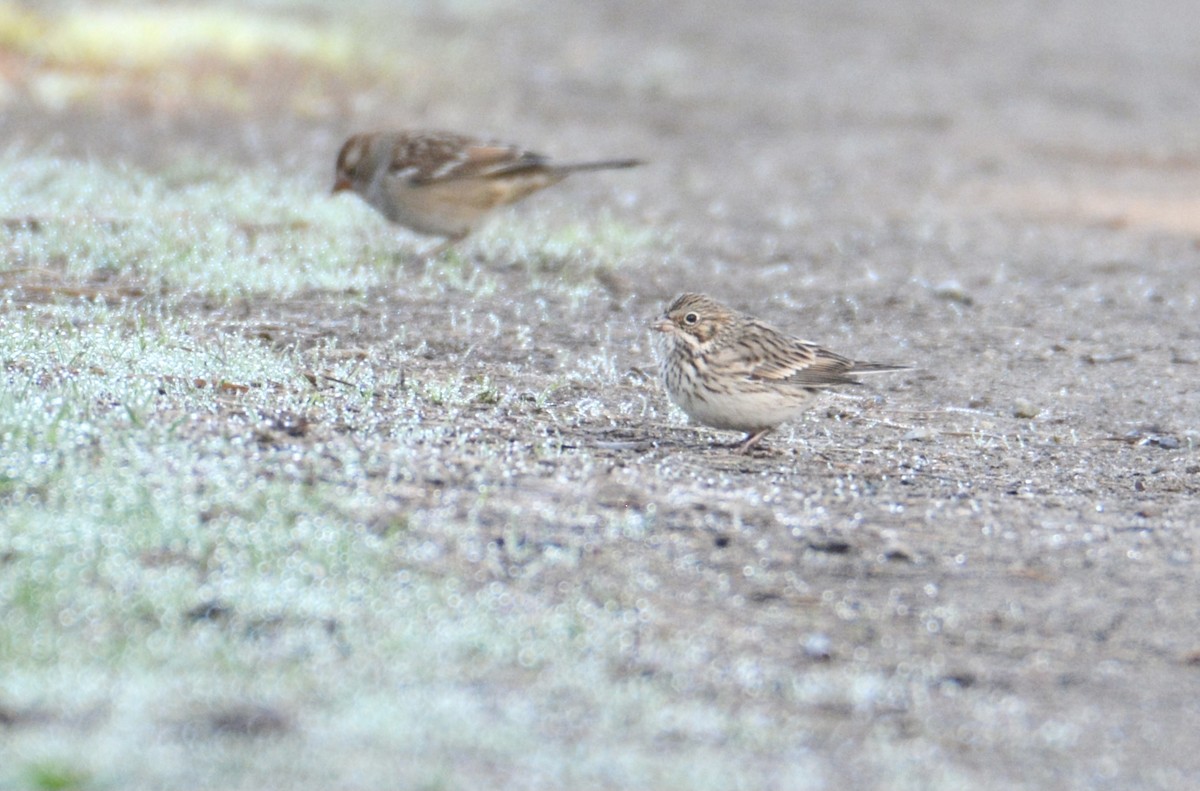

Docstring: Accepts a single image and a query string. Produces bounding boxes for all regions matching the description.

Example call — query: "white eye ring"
[683,312,699,325]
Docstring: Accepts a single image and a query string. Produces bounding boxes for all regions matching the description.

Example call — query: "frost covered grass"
[0,152,393,294]
[0,145,737,790]
[0,301,831,791]
[0,152,658,300]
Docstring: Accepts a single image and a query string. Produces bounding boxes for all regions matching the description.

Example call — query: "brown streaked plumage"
[333,130,642,251]
[651,293,908,453]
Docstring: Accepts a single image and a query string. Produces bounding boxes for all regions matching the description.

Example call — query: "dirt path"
[3,1,1199,788]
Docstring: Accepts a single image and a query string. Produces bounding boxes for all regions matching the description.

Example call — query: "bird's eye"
[683,312,699,325]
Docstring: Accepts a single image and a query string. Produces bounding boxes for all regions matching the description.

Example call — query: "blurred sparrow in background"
[652,293,908,453]
[333,130,642,253]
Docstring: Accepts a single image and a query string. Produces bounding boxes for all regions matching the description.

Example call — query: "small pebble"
[933,281,974,305]
[803,633,832,660]
[1012,399,1040,419]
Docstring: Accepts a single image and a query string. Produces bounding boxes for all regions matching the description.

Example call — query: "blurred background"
[5,0,1200,272]
[3,2,1200,789]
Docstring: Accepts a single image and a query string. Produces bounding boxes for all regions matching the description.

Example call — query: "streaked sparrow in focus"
[652,293,908,453]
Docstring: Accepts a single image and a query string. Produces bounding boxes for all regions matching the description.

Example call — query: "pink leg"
[735,429,772,453]
[422,234,465,259]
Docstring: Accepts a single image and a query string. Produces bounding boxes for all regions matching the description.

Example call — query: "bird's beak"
[331,176,352,194]
[651,317,673,333]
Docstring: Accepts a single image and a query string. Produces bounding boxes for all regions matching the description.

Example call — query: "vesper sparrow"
[652,293,907,453]
[333,130,642,251]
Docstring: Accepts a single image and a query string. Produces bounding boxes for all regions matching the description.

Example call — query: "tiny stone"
[883,542,915,562]
[933,281,973,305]
[803,633,832,660]
[1012,399,1039,419]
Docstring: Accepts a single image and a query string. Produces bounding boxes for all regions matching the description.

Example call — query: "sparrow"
[651,293,908,453]
[332,130,642,250]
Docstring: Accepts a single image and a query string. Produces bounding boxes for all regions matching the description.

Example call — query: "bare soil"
[4,1,1200,788]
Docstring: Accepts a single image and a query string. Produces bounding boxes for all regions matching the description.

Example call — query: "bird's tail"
[553,158,645,173]
[849,362,911,375]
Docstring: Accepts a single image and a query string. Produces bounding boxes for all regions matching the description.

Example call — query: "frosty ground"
[1,1,1198,789]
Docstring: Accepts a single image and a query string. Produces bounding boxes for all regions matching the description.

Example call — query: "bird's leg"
[735,429,772,454]
[405,233,468,272]
[419,234,465,262]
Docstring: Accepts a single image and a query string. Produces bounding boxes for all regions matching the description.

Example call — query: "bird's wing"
[412,142,548,184]
[756,343,860,386]
[707,322,861,387]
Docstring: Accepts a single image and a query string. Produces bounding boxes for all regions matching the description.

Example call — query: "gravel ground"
[3,1,1199,788]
